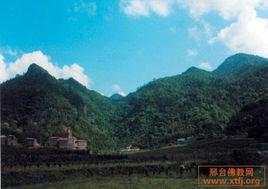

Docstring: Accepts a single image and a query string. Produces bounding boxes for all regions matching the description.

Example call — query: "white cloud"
[120,0,174,17]
[0,47,19,57]
[213,10,268,57]
[177,0,267,20]
[121,0,268,57]
[0,54,8,81]
[121,0,268,18]
[0,51,91,88]
[198,62,212,70]
[111,84,126,96]
[179,0,268,57]
[187,49,198,57]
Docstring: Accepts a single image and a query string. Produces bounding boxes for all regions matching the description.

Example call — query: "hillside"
[110,93,124,101]
[1,53,268,152]
[114,54,268,148]
[213,53,268,78]
[1,64,117,153]
[226,96,268,141]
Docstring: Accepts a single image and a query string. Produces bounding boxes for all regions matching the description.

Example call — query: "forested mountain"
[226,96,268,141]
[213,53,268,78]
[1,53,268,151]
[1,64,117,153]
[114,53,268,148]
[110,93,124,101]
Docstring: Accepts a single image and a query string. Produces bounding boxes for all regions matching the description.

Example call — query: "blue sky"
[1,0,268,96]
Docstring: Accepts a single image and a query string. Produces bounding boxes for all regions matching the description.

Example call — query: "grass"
[7,176,266,189]
[4,138,268,189]
[2,160,177,173]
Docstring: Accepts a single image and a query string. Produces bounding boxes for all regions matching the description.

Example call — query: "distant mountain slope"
[110,93,124,101]
[213,53,268,78]
[1,64,117,153]
[226,96,268,141]
[1,53,268,151]
[115,54,268,148]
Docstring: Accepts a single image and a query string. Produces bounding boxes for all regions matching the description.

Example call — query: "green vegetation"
[115,53,268,148]
[225,96,268,141]
[2,137,267,188]
[1,53,268,152]
[1,64,118,153]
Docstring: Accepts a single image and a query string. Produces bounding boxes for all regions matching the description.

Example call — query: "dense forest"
[1,64,118,153]
[114,53,268,148]
[1,53,268,152]
[225,96,268,141]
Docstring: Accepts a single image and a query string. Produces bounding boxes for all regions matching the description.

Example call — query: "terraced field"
[2,137,268,188]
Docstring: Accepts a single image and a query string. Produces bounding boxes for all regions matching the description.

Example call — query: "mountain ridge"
[1,64,117,153]
[1,53,268,151]
[114,53,268,148]
[213,53,268,78]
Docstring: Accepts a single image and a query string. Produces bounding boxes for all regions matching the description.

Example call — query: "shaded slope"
[226,96,268,141]
[1,64,117,153]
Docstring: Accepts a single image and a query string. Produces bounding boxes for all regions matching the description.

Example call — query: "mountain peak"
[183,66,210,76]
[26,63,50,76]
[184,66,201,73]
[222,53,267,65]
[213,53,268,77]
[24,63,56,83]
[110,93,124,100]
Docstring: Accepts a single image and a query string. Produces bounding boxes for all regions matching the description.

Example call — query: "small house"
[47,127,87,150]
[48,137,60,147]
[177,137,186,144]
[75,140,87,150]
[58,138,69,149]
[121,144,140,152]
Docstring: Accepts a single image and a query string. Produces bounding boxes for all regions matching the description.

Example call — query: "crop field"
[2,138,268,189]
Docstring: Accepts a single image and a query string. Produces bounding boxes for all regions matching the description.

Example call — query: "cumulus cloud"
[213,10,268,57]
[178,0,258,20]
[0,54,8,81]
[120,0,174,17]
[0,46,23,57]
[111,84,126,96]
[121,0,268,18]
[179,0,268,57]
[121,0,268,57]
[0,51,91,88]
[198,62,212,70]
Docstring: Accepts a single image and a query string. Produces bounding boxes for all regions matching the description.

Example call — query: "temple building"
[47,127,87,150]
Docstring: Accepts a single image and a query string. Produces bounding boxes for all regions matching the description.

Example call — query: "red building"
[47,127,87,150]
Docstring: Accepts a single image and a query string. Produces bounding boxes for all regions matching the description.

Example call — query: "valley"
[1,53,268,188]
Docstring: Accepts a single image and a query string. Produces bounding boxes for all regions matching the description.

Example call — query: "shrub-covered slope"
[1,64,117,153]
